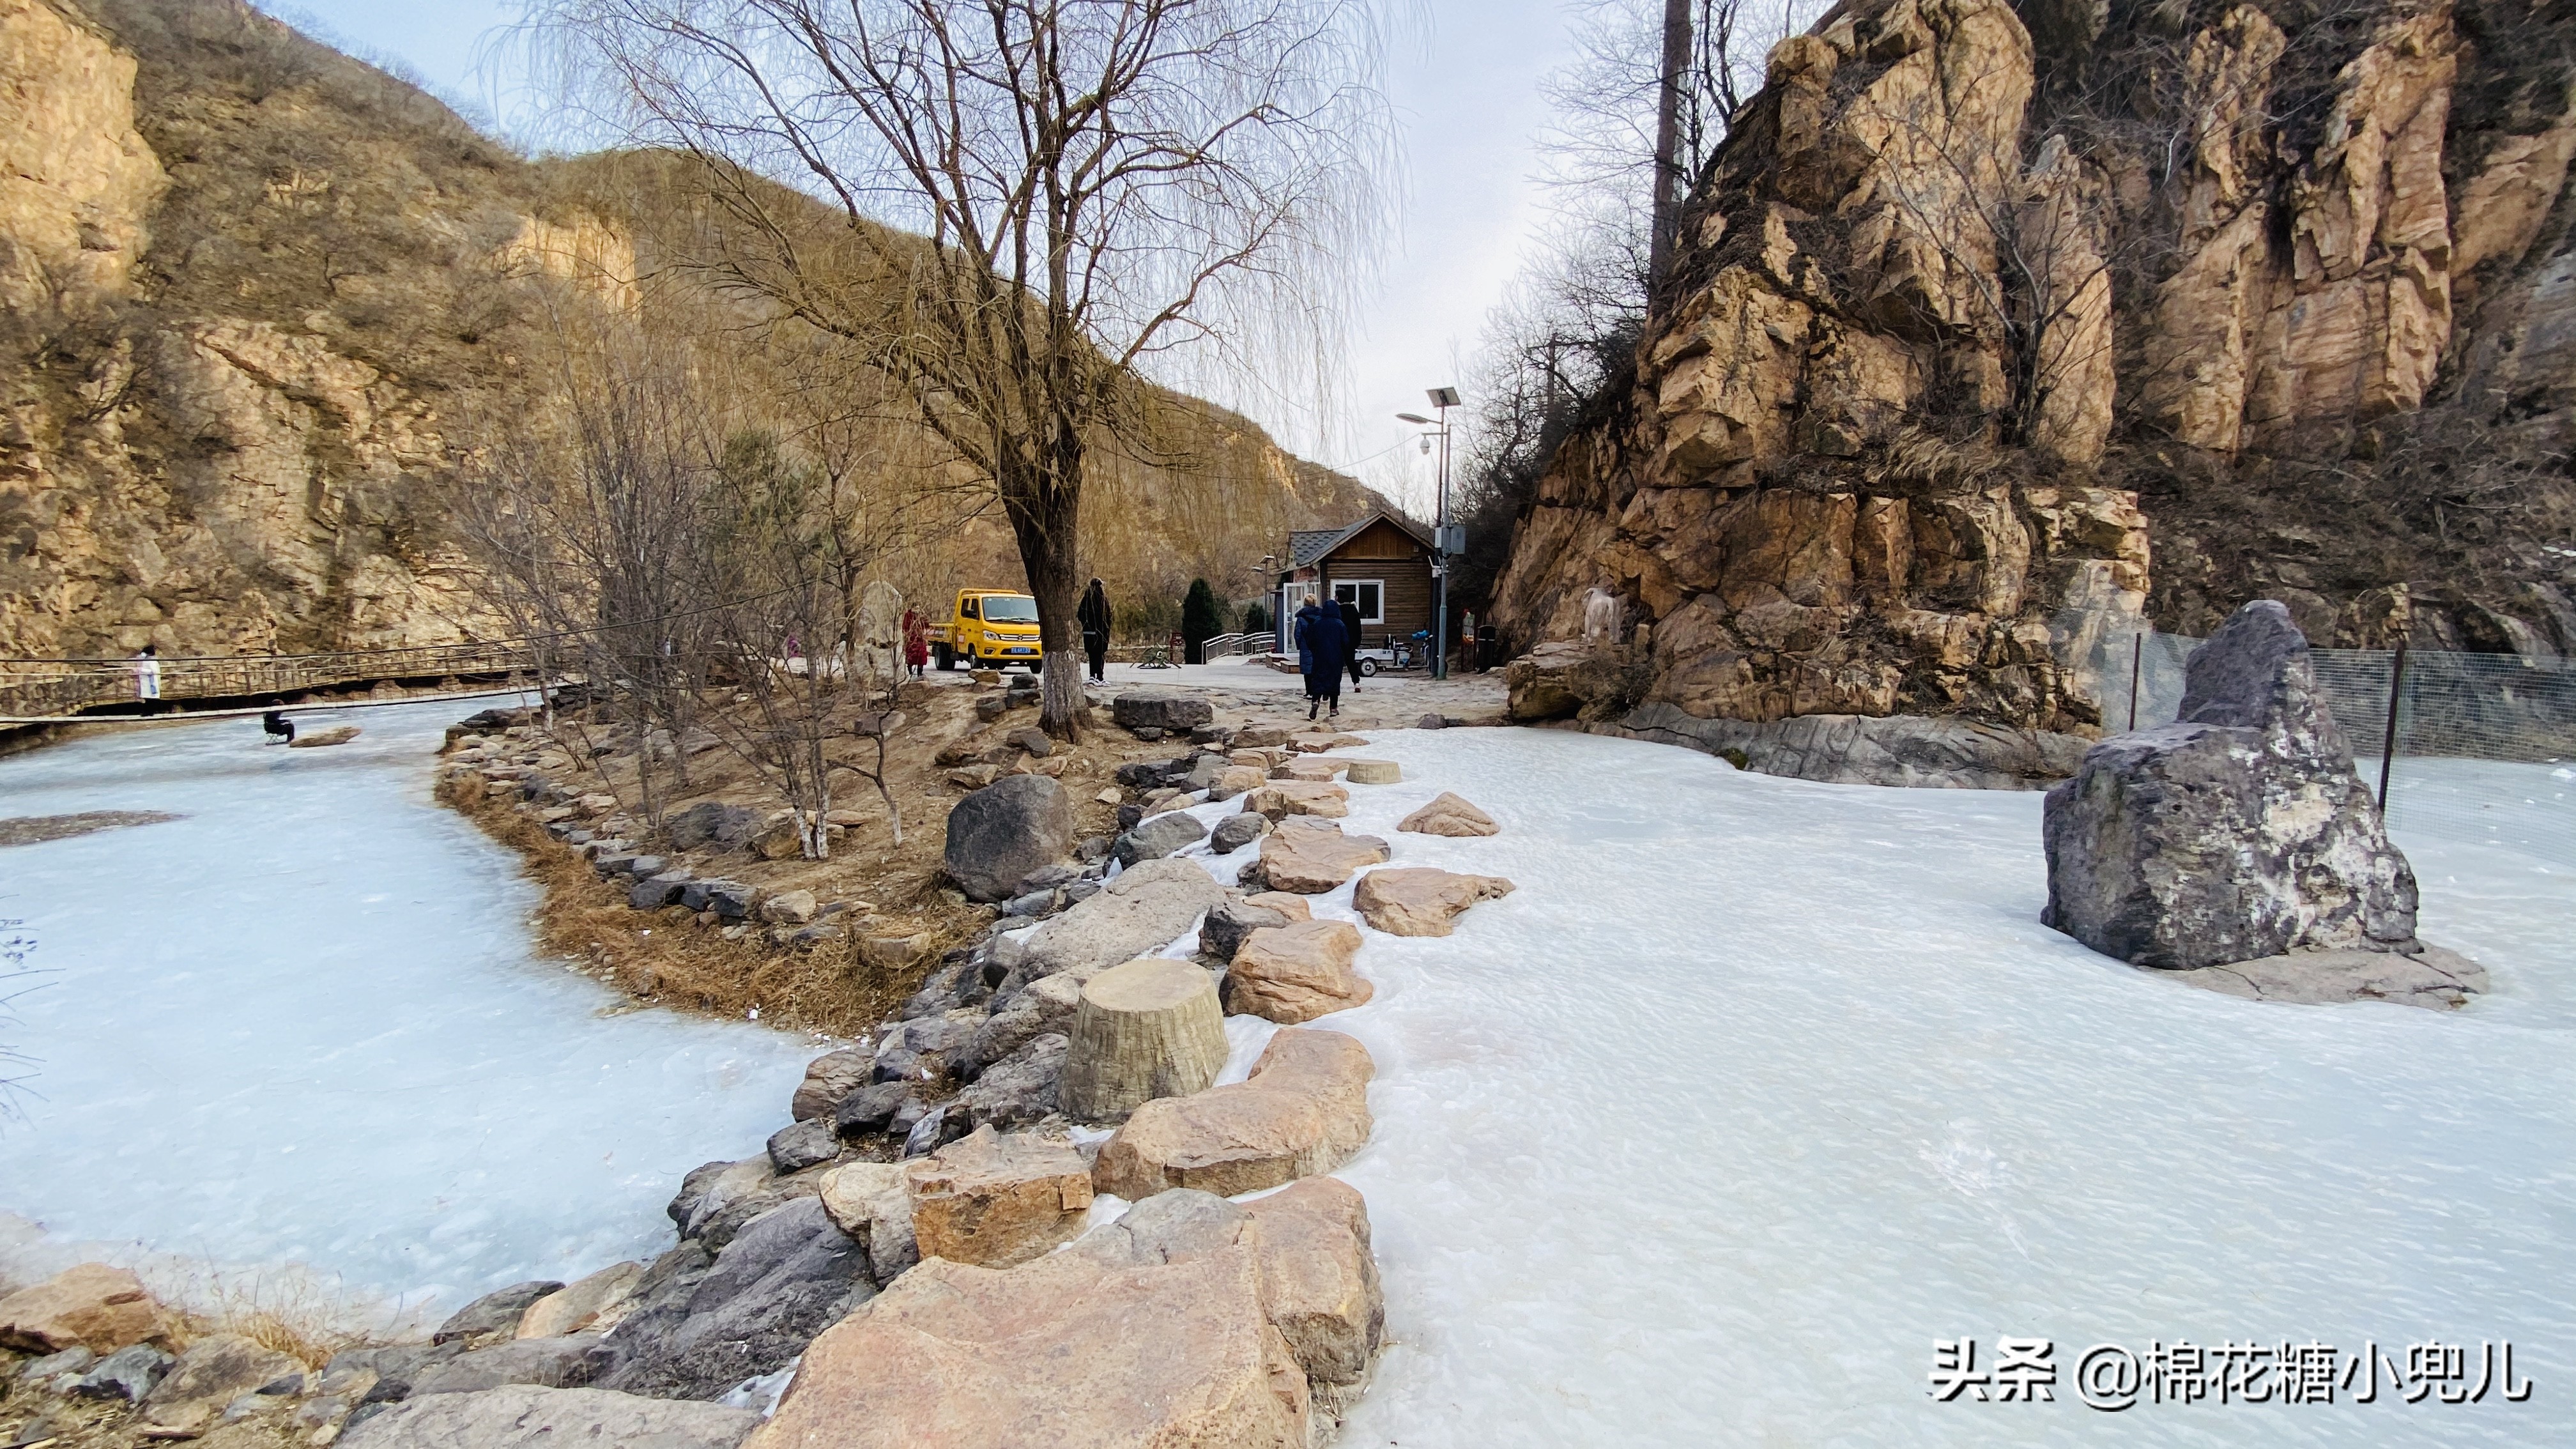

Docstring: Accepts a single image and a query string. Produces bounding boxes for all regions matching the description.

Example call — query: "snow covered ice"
[0,700,813,1329]
[1168,728,2575,1447]
[3,699,2569,1446]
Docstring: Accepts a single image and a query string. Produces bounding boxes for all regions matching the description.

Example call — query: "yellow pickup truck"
[933,589,1044,671]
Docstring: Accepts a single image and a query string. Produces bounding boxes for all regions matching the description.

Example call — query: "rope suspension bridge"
[0,640,553,728]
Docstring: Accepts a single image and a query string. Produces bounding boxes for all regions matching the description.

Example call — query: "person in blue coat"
[1293,597,1348,721]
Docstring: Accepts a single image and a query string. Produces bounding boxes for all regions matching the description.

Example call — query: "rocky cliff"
[1489,0,2576,753]
[0,0,1379,662]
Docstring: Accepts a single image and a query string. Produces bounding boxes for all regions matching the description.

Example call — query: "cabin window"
[1331,580,1384,624]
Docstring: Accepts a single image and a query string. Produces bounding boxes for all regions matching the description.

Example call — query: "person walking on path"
[132,645,161,710]
[901,608,930,680]
[1294,596,1348,720]
[1078,578,1112,683]
[1338,596,1366,693]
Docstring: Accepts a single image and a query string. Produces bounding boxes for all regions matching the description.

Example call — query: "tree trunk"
[1648,0,1692,289]
[1000,438,1089,739]
[1060,957,1229,1121]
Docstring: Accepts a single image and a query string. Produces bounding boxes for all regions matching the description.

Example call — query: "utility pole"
[1400,388,1463,680]
[1648,0,1692,287]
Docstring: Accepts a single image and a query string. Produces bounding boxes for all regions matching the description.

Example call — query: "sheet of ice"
[1261,729,2576,1447]
[0,701,815,1329]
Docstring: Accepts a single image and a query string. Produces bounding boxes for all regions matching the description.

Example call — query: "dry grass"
[441,778,952,1037]
[434,677,1152,1036]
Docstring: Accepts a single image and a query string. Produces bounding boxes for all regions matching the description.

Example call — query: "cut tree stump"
[1060,956,1229,1121]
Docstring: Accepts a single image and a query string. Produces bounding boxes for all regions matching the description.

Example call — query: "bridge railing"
[0,641,540,721]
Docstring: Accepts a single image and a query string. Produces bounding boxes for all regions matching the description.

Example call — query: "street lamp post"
[1399,386,1460,678]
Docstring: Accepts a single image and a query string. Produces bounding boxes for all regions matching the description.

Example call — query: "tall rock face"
[0,0,1382,662]
[1491,0,2576,749]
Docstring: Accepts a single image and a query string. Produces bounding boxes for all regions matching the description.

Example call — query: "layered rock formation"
[0,0,1385,660]
[1490,0,2576,772]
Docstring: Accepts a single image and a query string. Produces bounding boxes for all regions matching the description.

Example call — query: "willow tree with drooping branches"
[533,0,1399,736]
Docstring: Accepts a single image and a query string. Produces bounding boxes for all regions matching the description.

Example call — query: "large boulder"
[135,1334,309,1436]
[337,1384,760,1449]
[902,1126,1096,1268]
[943,775,1075,903]
[1254,823,1391,894]
[1352,867,1516,937]
[406,1337,597,1398]
[1114,809,1208,866]
[817,1163,919,1283]
[1092,1028,1376,1199]
[1002,857,1227,979]
[1241,780,1350,820]
[0,1264,174,1354]
[746,1207,1308,1448]
[1223,919,1372,1023]
[666,801,762,852]
[952,1033,1070,1130]
[2042,601,2424,969]
[515,1262,645,1340]
[788,1048,875,1122]
[1241,1178,1385,1400]
[1398,792,1499,836]
[1112,689,1216,732]
[590,1198,875,1400]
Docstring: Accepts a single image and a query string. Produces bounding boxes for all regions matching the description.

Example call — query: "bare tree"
[535,0,1397,736]
[458,314,721,831]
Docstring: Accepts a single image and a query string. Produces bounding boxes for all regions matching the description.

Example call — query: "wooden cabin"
[1272,511,1438,654]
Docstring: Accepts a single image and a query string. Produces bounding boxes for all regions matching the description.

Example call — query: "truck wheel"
[1357,657,1379,677]
[935,643,955,671]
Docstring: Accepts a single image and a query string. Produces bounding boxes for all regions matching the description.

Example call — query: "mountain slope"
[0,0,1381,660]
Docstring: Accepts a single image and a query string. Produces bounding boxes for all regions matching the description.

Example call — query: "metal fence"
[2099,631,2576,870]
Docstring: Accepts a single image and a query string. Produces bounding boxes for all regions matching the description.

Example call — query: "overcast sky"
[257,1,1585,517]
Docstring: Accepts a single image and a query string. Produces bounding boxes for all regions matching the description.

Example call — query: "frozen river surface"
[0,701,813,1329]
[1171,730,2576,1448]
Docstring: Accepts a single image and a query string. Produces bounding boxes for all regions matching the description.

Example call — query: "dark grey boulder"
[954,1033,1070,1130]
[1209,811,1271,855]
[1197,896,1290,964]
[678,879,756,918]
[336,1384,760,1449]
[327,1344,466,1407]
[409,1337,597,1396]
[69,1344,173,1402]
[432,1280,564,1348]
[766,1117,841,1174]
[1129,726,1167,741]
[1113,690,1215,732]
[870,1013,977,1083]
[1114,810,1208,866]
[2042,601,2423,970]
[629,873,691,910]
[666,802,760,852]
[1177,753,1231,793]
[942,776,1074,902]
[958,974,1082,1078]
[591,1199,873,1401]
[832,1080,914,1137]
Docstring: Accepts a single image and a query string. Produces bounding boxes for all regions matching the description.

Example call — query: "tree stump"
[1060,957,1229,1121]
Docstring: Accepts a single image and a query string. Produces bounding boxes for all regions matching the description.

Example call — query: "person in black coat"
[1338,597,1367,693]
[1078,578,1112,682]
[1293,598,1348,719]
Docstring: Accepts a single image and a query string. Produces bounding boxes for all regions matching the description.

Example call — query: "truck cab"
[935,590,1043,671]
